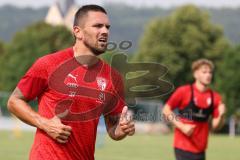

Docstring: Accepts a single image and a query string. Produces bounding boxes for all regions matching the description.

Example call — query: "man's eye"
[94,24,102,28]
[106,25,110,29]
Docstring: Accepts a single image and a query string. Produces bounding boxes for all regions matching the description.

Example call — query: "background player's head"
[73,5,110,55]
[192,59,214,86]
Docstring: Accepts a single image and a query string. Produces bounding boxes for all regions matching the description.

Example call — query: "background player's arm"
[212,103,226,130]
[7,87,72,143]
[162,104,196,136]
[104,106,135,141]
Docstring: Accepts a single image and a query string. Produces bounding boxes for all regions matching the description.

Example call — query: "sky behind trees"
[0,0,240,8]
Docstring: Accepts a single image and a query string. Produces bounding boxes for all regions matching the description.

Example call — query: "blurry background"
[0,0,240,160]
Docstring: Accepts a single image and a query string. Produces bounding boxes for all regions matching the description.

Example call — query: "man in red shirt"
[163,59,225,160]
[7,5,135,160]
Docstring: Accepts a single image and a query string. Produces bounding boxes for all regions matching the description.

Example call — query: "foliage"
[134,5,230,88]
[0,22,73,91]
[215,45,240,115]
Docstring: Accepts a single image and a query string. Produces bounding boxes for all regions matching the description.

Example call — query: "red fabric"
[17,47,125,160]
[166,84,222,153]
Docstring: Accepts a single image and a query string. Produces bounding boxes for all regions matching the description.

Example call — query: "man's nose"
[101,26,109,34]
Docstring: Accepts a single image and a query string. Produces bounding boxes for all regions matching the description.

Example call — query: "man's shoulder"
[211,90,221,99]
[35,48,71,68]
[39,47,73,63]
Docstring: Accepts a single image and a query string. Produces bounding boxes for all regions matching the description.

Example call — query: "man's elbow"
[7,96,16,113]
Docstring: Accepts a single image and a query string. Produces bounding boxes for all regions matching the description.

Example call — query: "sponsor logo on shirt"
[66,73,78,97]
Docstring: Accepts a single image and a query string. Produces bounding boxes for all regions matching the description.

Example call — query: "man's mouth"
[98,37,107,43]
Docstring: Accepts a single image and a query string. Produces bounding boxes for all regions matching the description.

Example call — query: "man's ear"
[193,70,198,80]
[73,26,83,40]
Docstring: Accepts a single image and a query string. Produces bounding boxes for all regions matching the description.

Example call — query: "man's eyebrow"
[92,23,111,28]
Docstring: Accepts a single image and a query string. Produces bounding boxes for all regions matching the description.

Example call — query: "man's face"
[81,11,110,55]
[194,65,213,85]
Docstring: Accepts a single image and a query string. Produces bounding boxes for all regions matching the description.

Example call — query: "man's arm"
[104,106,135,141]
[212,103,226,131]
[7,87,72,143]
[162,104,196,136]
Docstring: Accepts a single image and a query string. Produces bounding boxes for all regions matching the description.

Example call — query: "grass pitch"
[0,131,239,160]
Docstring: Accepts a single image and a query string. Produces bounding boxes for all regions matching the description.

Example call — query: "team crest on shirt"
[96,77,107,103]
[207,97,212,105]
[97,77,107,91]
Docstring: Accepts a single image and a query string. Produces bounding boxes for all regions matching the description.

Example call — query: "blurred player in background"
[7,4,135,160]
[163,59,226,160]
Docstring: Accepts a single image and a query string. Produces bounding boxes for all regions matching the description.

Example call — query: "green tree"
[0,22,73,91]
[134,5,230,88]
[0,40,4,53]
[0,40,5,60]
[0,40,6,90]
[215,45,240,116]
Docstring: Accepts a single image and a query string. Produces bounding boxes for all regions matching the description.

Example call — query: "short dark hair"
[73,4,107,27]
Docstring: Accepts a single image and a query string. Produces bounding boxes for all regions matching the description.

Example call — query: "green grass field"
[0,130,239,160]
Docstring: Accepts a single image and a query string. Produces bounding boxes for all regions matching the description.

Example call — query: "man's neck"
[73,44,99,67]
[195,81,208,92]
[73,43,95,57]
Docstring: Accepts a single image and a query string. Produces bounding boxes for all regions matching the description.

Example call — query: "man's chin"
[90,47,106,56]
[95,47,107,55]
[203,81,211,86]
[94,50,105,56]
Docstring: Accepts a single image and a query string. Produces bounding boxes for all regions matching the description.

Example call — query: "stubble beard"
[84,40,106,56]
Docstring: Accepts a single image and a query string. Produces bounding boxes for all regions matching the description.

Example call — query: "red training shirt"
[17,47,125,160]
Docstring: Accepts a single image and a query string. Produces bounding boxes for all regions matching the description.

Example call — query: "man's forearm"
[162,104,196,136]
[212,103,226,131]
[212,115,225,131]
[162,104,184,129]
[7,95,47,130]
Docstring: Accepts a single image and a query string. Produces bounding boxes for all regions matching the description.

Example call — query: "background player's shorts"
[174,148,205,160]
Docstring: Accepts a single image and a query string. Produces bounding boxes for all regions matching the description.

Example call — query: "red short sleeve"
[212,92,222,118]
[17,58,48,101]
[166,86,185,110]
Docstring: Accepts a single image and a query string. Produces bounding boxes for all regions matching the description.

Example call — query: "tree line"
[0,5,239,117]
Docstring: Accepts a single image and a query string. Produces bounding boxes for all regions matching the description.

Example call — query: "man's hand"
[115,106,135,137]
[42,116,72,143]
[104,106,135,140]
[180,123,196,137]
